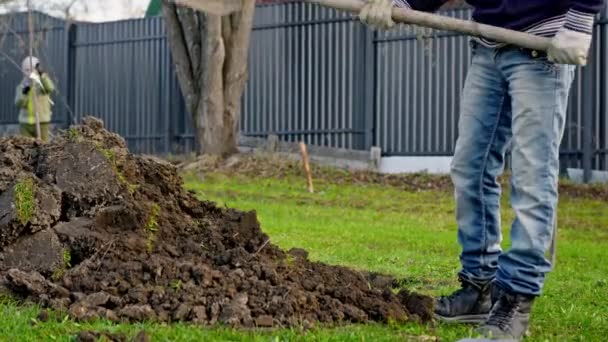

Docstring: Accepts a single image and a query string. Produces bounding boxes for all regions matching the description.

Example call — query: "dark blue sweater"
[396,0,605,40]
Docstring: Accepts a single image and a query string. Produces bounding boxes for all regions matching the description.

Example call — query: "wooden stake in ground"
[27,0,41,140]
[299,142,314,193]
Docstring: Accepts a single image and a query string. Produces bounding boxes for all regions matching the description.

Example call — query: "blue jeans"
[452,41,576,296]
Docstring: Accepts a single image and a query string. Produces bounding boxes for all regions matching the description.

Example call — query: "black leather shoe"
[474,290,535,340]
[434,277,494,323]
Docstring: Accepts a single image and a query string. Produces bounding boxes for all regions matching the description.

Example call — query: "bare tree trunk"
[199,15,225,155]
[220,0,255,155]
[162,0,255,156]
[162,1,200,145]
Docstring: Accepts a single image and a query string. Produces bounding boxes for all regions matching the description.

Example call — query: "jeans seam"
[478,91,506,268]
[547,70,561,267]
[545,74,560,184]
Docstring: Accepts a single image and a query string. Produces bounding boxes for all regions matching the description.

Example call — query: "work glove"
[547,28,592,66]
[29,72,41,85]
[359,0,394,31]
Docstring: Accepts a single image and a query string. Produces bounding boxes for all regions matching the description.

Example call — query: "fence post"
[65,22,77,126]
[600,8,608,173]
[361,27,375,150]
[581,49,596,183]
[582,97,593,183]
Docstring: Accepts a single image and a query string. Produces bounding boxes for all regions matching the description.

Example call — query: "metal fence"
[374,8,473,157]
[0,3,606,174]
[70,16,178,154]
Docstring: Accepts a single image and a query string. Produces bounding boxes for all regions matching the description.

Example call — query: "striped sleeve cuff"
[564,9,596,34]
[392,0,411,8]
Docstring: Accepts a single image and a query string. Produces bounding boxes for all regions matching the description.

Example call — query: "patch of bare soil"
[180,154,608,201]
[179,154,454,192]
[0,118,433,329]
[558,182,608,202]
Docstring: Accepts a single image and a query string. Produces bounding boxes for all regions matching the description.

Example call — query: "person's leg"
[19,123,51,141]
[452,44,514,285]
[499,52,575,296]
[476,48,575,339]
[19,123,36,138]
[40,123,50,142]
[435,42,513,322]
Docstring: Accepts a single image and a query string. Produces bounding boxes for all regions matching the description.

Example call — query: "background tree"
[146,0,162,17]
[161,0,256,156]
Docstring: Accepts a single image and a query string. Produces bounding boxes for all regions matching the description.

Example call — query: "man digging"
[15,56,56,142]
[359,0,604,340]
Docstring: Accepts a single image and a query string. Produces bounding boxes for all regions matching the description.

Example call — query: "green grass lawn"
[1,169,606,341]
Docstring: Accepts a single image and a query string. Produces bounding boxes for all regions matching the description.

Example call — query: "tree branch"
[221,15,233,77]
[176,6,201,89]
[161,0,197,115]
[200,14,226,155]
[222,0,255,135]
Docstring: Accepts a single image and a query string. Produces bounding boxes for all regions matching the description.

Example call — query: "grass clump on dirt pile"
[13,177,35,225]
[51,250,72,282]
[95,143,138,194]
[62,249,72,268]
[144,203,160,253]
[66,127,81,142]
[0,117,434,338]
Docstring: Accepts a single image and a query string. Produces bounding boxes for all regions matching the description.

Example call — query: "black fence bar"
[243,129,366,136]
[72,35,167,47]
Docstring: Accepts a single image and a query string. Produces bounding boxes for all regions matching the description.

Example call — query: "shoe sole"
[433,313,488,324]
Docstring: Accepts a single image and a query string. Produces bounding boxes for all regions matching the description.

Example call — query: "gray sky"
[0,0,150,22]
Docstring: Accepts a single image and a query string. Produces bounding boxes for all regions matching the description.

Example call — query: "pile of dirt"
[0,118,433,328]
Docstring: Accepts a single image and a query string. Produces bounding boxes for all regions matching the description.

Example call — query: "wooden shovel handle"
[305,0,552,52]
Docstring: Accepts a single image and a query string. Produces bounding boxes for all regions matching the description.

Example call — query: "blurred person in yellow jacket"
[15,56,55,142]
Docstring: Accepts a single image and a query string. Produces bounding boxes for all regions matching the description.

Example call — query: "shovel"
[173,0,551,52]
[306,0,552,51]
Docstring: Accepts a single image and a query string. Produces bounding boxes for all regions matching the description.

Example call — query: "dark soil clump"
[0,118,433,328]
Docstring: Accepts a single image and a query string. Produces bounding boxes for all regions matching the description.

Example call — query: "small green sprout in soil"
[95,144,138,194]
[63,249,72,268]
[66,127,81,142]
[170,279,182,293]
